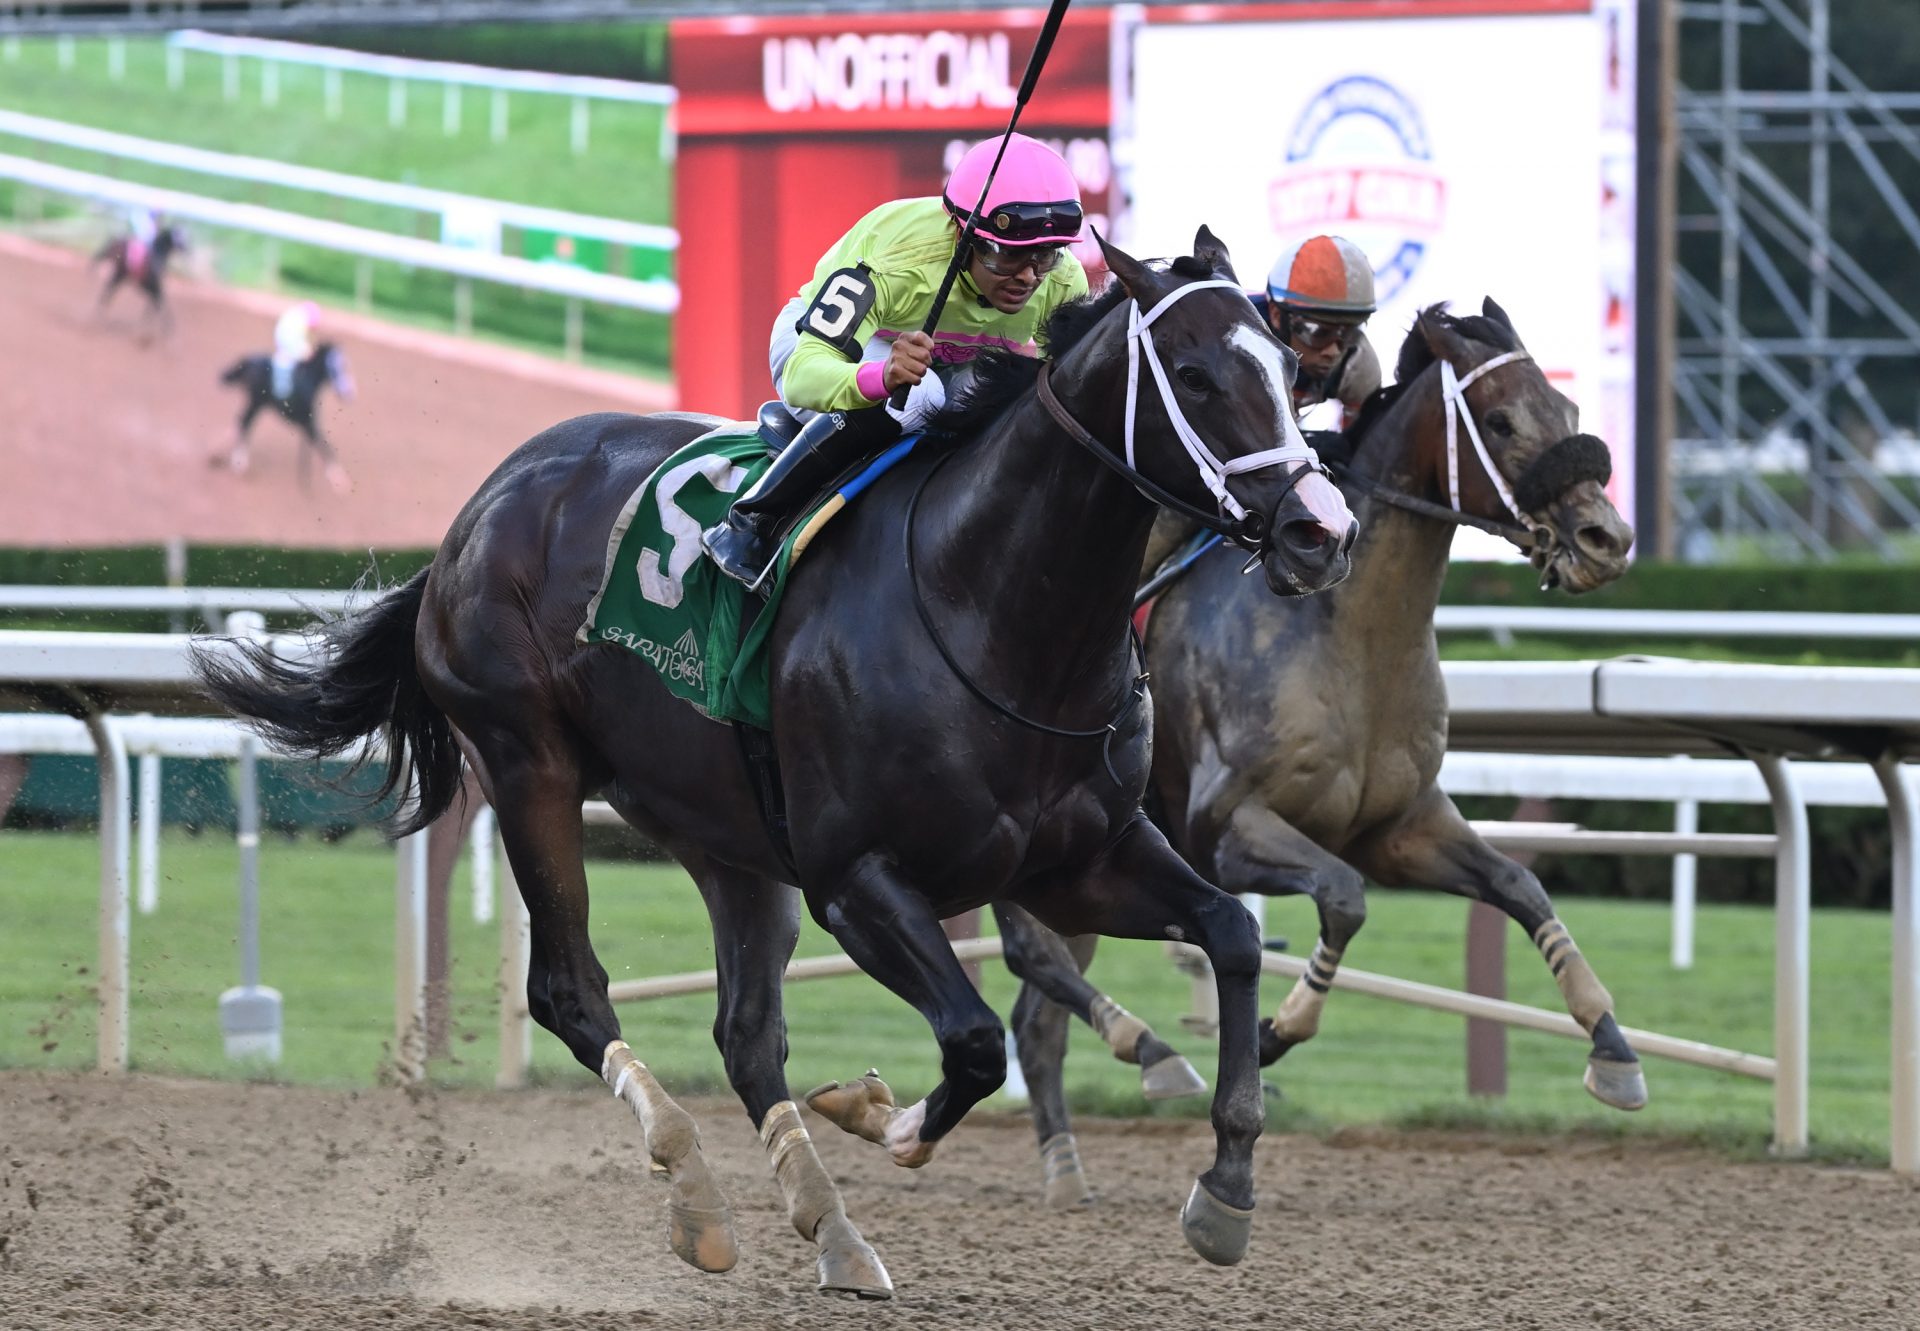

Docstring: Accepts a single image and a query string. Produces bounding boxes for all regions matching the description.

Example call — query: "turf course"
[0,826,1894,1163]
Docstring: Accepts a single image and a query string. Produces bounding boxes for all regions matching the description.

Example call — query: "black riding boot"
[701,408,892,590]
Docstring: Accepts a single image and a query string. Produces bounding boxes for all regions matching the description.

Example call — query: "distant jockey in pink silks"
[699,133,1091,589]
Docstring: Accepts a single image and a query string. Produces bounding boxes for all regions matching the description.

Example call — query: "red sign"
[673,11,1112,136]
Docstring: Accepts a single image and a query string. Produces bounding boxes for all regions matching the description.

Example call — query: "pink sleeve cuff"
[855,360,888,402]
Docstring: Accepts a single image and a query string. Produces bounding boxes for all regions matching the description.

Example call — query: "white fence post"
[165,43,182,89]
[490,88,508,144]
[388,76,406,128]
[570,96,588,154]
[222,52,237,101]
[496,840,531,1090]
[395,814,430,1083]
[1878,757,1920,1174]
[470,803,496,924]
[1671,763,1699,970]
[82,711,130,1075]
[136,749,161,915]
[442,82,460,136]
[324,67,341,120]
[107,38,125,82]
[1758,755,1810,1157]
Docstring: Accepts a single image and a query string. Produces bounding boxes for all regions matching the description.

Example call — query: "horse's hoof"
[667,1201,738,1274]
[1140,1051,1208,1102]
[805,1070,895,1145]
[1584,1054,1648,1111]
[1180,1178,1252,1267]
[813,1212,892,1300]
[1257,1018,1295,1067]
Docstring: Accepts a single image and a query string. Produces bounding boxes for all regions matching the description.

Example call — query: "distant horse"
[213,341,356,494]
[92,224,188,339]
[194,229,1356,1297]
[1001,299,1641,1207]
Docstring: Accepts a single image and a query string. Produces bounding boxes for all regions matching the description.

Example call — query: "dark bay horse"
[92,224,187,339]
[1001,299,1640,1205]
[194,230,1357,1297]
[214,341,356,494]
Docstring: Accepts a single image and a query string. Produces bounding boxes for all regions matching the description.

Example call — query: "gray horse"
[1001,298,1641,1206]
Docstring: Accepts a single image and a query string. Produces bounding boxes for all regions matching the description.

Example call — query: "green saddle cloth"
[578,425,847,731]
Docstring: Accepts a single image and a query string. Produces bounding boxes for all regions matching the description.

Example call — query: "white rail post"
[262,59,279,107]
[136,748,161,915]
[442,82,460,136]
[165,43,182,89]
[222,52,237,102]
[107,37,125,81]
[570,96,588,154]
[388,76,406,128]
[490,88,508,144]
[1876,756,1920,1174]
[1757,754,1810,1157]
[82,711,130,1075]
[470,802,496,924]
[324,67,341,119]
[57,36,74,71]
[395,797,430,1083]
[4,37,21,64]
[496,836,531,1090]
[1672,758,1699,970]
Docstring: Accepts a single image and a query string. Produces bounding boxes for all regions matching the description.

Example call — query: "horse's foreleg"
[1015,816,1265,1268]
[490,756,737,1274]
[1353,785,1647,1111]
[303,423,353,495]
[997,903,1203,1208]
[1209,801,1367,1066]
[686,856,889,1299]
[804,856,1005,1169]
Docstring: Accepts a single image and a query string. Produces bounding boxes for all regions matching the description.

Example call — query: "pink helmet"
[299,300,321,325]
[943,133,1083,247]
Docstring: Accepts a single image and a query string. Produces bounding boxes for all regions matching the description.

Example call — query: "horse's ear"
[1415,305,1473,368]
[1481,296,1523,345]
[1094,228,1155,300]
[1193,225,1237,282]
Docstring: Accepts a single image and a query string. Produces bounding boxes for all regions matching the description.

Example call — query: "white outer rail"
[167,29,677,105]
[0,108,679,254]
[0,153,680,313]
[1434,605,1920,641]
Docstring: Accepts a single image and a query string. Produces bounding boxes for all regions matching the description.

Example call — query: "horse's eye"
[1176,365,1211,395]
[1486,410,1514,437]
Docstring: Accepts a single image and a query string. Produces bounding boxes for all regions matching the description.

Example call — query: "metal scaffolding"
[1672,0,1920,561]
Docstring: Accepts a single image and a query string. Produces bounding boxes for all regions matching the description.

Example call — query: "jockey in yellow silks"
[701,133,1089,589]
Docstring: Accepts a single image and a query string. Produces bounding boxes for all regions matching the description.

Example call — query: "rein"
[903,447,1148,786]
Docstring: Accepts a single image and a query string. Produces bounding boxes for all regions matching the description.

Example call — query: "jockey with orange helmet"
[702,132,1088,589]
[1255,235,1382,430]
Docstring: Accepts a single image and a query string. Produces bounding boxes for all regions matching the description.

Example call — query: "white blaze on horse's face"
[1226,324,1354,540]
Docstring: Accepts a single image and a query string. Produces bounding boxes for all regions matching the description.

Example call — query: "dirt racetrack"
[0,235,674,550]
[3,1073,1918,1331]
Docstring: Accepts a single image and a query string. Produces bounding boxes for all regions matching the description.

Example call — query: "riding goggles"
[966,197,1084,245]
[972,235,1071,277]
[1289,316,1366,353]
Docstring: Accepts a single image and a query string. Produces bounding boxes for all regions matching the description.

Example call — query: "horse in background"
[92,223,188,340]
[213,341,357,495]
[1001,298,1641,1207]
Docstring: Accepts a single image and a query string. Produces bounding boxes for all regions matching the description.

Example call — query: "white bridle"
[1441,349,1533,523]
[1124,279,1323,524]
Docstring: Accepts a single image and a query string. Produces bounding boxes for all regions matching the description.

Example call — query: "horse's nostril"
[1280,520,1330,552]
[1576,523,1627,561]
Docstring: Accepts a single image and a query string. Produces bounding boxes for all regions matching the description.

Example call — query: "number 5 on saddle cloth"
[579,422,920,731]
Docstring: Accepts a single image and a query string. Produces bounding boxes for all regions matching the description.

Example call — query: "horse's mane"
[1345,303,1522,449]
[927,255,1218,442]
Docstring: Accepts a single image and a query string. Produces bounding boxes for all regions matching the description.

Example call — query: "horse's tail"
[220,357,253,385]
[191,568,463,836]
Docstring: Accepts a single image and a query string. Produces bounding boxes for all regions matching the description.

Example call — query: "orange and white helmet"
[1267,235,1376,322]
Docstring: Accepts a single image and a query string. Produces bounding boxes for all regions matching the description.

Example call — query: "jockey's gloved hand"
[883,372,947,434]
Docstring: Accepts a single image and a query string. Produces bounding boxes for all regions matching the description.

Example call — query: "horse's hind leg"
[487,745,738,1273]
[1353,785,1647,1111]
[685,853,890,1299]
[804,856,1007,1170]
[997,903,1204,1208]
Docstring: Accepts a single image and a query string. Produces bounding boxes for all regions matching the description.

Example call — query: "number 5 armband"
[796,265,878,360]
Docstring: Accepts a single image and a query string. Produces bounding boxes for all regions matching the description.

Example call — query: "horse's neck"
[922,356,1156,686]
[1330,371,1457,655]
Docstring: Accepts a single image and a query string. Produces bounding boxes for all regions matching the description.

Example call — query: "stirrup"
[701,520,781,593]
